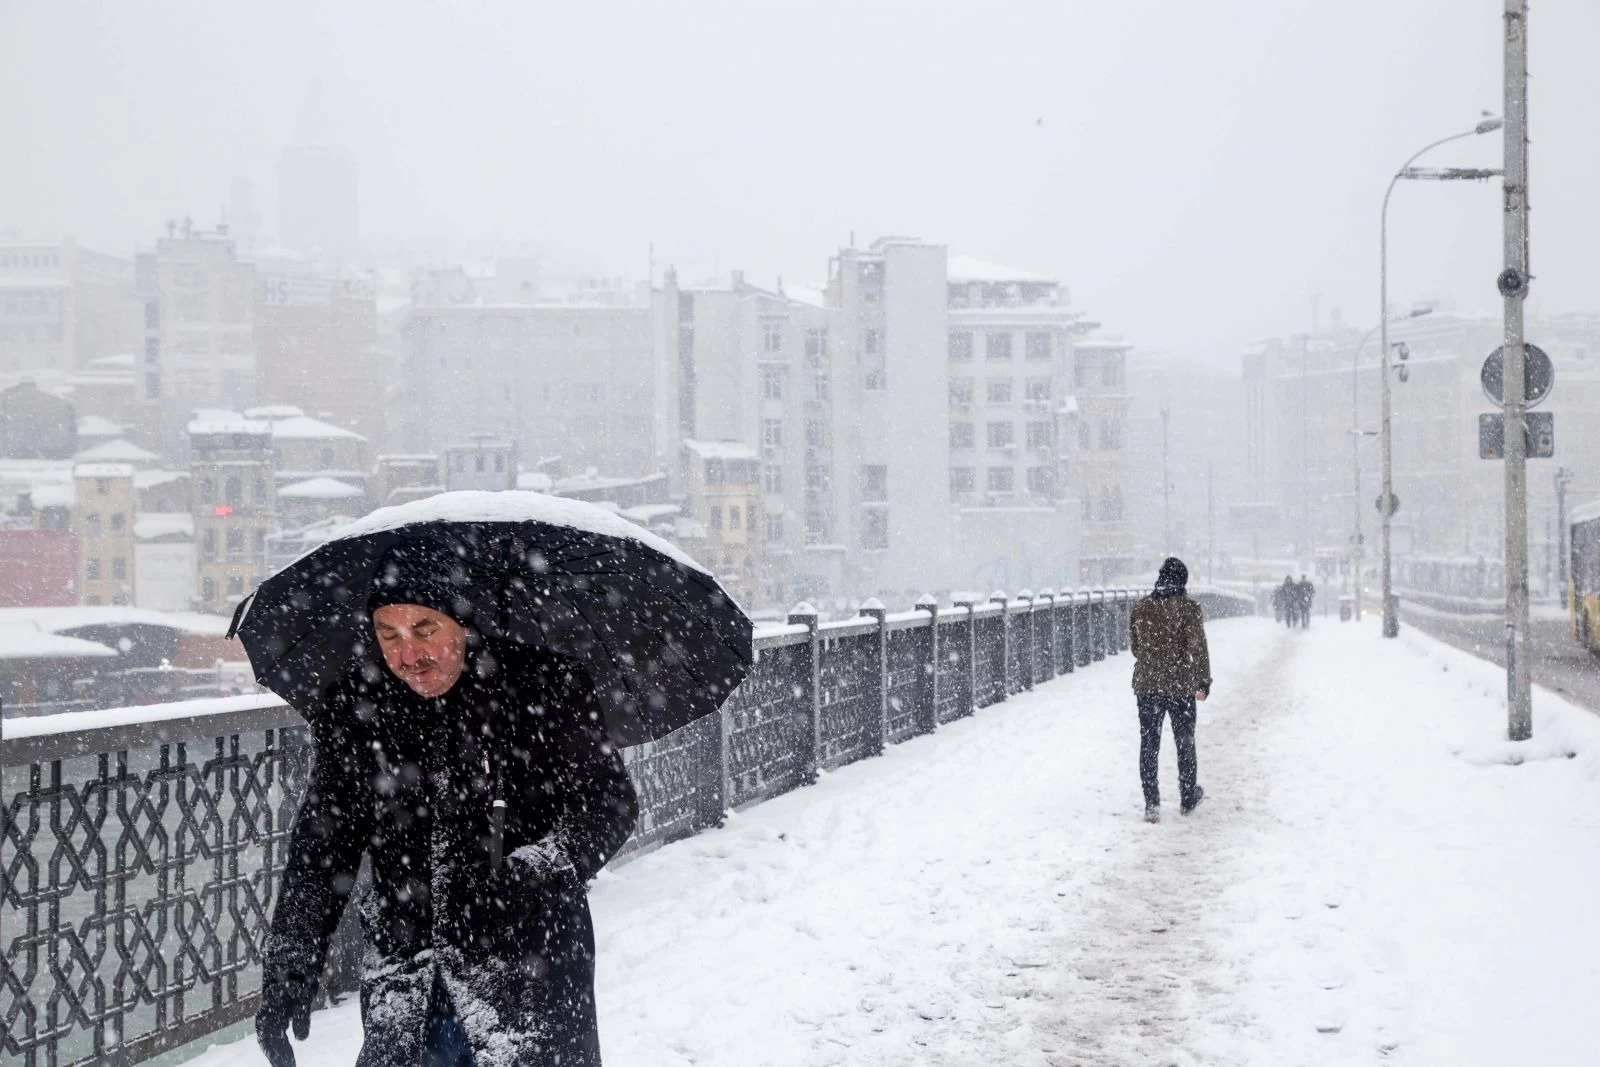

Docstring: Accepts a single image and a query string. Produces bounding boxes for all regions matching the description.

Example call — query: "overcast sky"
[3,0,1595,367]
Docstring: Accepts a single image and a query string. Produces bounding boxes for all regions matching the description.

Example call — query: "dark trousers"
[1136,693,1199,808]
[425,1010,475,1067]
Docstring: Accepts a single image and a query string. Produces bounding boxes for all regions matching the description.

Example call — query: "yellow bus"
[1571,501,1600,653]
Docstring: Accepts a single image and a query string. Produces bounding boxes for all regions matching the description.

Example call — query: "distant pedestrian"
[1279,576,1297,630]
[1271,582,1285,624]
[1129,557,1211,823]
[1296,573,1315,629]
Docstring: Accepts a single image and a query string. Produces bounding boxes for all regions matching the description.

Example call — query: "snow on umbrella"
[228,490,753,746]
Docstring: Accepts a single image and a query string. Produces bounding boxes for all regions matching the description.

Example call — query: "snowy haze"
[5,0,1599,362]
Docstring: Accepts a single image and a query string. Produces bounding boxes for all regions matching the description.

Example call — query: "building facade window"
[763,464,783,493]
[762,419,783,448]
[729,505,741,531]
[860,507,888,550]
[228,576,244,597]
[226,528,244,560]
[805,328,827,360]
[949,377,974,405]
[1078,420,1092,450]
[709,506,723,531]
[987,467,1015,493]
[765,514,784,542]
[864,369,886,390]
[1026,332,1053,360]
[112,557,126,580]
[1025,378,1051,401]
[950,466,975,493]
[985,332,1013,361]
[255,528,267,559]
[225,477,242,508]
[762,318,783,353]
[86,514,101,539]
[86,558,101,580]
[1027,467,1054,495]
[986,378,1013,404]
[950,422,975,450]
[860,464,888,503]
[110,513,125,534]
[986,421,1014,449]
[202,577,216,603]
[805,419,825,447]
[1103,361,1121,388]
[1026,422,1052,451]
[203,529,217,560]
[864,329,879,356]
[321,447,335,469]
[1099,417,1123,450]
[949,332,974,361]
[761,367,784,400]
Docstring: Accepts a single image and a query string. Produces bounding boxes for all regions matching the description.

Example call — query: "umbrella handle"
[489,800,506,871]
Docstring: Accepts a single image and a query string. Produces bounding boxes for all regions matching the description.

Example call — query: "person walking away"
[1279,575,1297,629]
[256,550,639,1067]
[1297,573,1316,629]
[1271,581,1285,624]
[1129,557,1212,823]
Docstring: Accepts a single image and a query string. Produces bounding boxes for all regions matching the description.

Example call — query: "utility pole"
[1301,337,1310,568]
[1502,0,1533,741]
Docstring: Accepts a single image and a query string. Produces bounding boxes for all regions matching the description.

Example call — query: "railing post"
[915,593,939,736]
[711,678,731,829]
[859,598,888,757]
[1017,589,1035,691]
[1060,591,1075,672]
[990,590,1010,698]
[1040,589,1056,679]
[1092,589,1107,662]
[788,601,821,785]
[953,595,978,715]
[1119,589,1133,652]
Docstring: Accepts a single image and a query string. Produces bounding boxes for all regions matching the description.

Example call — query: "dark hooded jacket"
[1129,559,1212,696]
[262,644,638,1067]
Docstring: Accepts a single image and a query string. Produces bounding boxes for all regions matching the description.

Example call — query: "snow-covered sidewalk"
[185,617,1600,1067]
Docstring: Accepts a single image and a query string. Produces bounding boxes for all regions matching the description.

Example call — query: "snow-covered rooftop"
[133,469,187,490]
[188,418,271,436]
[0,625,119,661]
[76,415,123,438]
[75,438,159,464]
[279,476,365,499]
[784,284,828,309]
[242,405,305,420]
[28,484,74,509]
[270,415,364,441]
[134,513,195,541]
[87,353,136,370]
[620,503,682,524]
[683,439,759,460]
[517,471,555,493]
[0,605,232,636]
[947,255,1056,285]
[75,462,136,480]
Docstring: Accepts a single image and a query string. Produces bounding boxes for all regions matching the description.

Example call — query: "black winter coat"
[262,648,639,1067]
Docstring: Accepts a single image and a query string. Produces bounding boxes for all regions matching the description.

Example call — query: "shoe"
[1143,805,1161,824]
[1180,786,1205,815]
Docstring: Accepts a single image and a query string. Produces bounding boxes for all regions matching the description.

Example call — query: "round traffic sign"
[1375,492,1400,518]
[1481,343,1554,408]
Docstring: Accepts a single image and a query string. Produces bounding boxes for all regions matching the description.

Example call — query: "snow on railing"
[0,587,1142,1067]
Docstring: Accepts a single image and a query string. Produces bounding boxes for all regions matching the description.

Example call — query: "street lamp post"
[1378,117,1503,638]
[1349,307,1432,620]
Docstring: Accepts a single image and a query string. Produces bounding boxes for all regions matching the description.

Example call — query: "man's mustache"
[401,659,438,673]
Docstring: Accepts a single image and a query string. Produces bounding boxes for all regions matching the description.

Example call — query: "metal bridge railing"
[0,588,1173,1067]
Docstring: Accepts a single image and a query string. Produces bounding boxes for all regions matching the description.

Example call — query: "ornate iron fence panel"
[1031,606,1055,682]
[973,615,1006,709]
[884,627,930,745]
[617,714,721,859]
[816,630,878,771]
[722,642,808,811]
[1,725,309,1067]
[933,616,972,725]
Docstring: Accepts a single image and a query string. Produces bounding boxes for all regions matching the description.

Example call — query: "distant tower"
[277,79,359,258]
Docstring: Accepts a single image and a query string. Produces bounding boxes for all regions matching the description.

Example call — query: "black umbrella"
[229,491,753,746]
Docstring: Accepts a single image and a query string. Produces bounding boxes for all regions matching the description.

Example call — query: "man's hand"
[481,838,576,923]
[1195,689,1209,703]
[256,965,317,1067]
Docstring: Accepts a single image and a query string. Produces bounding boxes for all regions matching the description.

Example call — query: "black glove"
[256,963,317,1067]
[481,838,575,924]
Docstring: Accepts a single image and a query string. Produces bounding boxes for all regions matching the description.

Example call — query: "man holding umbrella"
[240,493,753,1067]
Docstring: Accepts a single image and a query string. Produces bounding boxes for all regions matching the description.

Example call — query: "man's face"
[372,603,467,698]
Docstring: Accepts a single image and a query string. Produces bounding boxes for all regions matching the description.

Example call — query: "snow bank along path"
[184,617,1600,1066]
